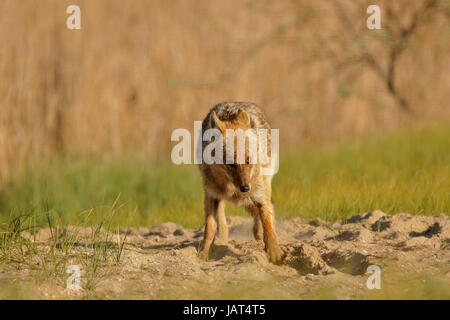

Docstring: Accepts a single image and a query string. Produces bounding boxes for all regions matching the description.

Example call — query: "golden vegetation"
[0,0,449,181]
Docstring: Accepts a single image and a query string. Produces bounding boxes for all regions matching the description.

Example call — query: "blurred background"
[0,0,448,226]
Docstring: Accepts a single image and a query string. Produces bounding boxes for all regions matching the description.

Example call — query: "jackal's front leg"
[198,195,219,260]
[254,201,283,264]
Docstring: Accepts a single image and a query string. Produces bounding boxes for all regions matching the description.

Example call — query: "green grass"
[277,125,450,221]
[0,125,448,229]
[0,201,128,298]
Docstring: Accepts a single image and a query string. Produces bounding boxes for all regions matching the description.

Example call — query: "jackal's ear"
[236,108,250,126]
[211,111,226,133]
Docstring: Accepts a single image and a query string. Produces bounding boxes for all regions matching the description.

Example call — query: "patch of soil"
[1,210,449,299]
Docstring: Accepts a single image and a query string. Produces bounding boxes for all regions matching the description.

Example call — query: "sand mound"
[6,210,450,299]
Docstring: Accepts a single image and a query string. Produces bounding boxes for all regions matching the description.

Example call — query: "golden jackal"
[197,102,283,264]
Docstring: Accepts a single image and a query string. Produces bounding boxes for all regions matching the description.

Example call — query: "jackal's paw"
[197,249,209,261]
[266,245,284,265]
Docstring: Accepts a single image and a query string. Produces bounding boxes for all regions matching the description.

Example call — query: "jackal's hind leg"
[253,215,263,241]
[247,205,263,241]
[214,200,228,245]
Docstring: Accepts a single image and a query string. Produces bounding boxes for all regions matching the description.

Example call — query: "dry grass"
[0,0,449,182]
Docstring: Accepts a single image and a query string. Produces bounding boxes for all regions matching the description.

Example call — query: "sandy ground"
[1,210,450,299]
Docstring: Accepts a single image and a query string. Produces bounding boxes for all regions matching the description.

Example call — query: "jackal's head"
[211,109,258,194]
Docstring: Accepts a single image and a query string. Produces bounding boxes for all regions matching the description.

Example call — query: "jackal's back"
[201,102,271,135]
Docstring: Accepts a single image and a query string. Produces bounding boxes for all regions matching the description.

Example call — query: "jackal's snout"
[232,164,253,193]
[239,184,250,193]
